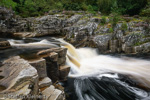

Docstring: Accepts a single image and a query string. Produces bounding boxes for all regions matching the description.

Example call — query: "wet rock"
[29,58,47,79]
[42,85,65,100]
[0,56,39,99]
[13,32,37,38]
[44,53,59,83]
[39,77,52,88]
[37,48,67,58]
[0,41,11,50]
[124,46,134,54]
[109,40,119,53]
[37,48,68,82]
[59,65,70,81]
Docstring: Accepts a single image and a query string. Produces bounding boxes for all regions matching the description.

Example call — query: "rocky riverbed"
[0,6,150,100]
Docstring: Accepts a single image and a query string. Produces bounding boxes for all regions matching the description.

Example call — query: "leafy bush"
[140,8,150,17]
[121,22,128,31]
[97,0,115,14]
[0,0,17,10]
[0,0,148,17]
[115,0,147,15]
[110,14,120,29]
[101,16,107,24]
[109,28,113,33]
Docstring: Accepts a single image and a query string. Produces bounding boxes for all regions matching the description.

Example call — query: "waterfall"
[59,39,150,100]
[8,39,58,49]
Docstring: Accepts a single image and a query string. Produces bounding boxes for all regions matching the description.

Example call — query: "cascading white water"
[8,39,58,48]
[58,39,150,100]
[8,38,150,100]
[60,39,150,86]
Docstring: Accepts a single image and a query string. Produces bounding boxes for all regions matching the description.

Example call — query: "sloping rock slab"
[0,56,39,99]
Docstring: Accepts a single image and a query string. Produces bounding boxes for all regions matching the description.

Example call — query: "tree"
[0,0,17,10]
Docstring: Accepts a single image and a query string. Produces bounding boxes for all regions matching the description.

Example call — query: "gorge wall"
[0,7,150,54]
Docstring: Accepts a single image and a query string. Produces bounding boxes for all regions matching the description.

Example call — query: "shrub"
[110,13,120,29]
[109,28,113,33]
[115,0,147,15]
[0,0,17,10]
[121,22,128,31]
[101,16,106,24]
[97,0,115,14]
[140,8,150,17]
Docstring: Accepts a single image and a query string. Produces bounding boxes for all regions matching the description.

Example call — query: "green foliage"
[110,14,120,29]
[109,28,113,33]
[87,5,96,14]
[101,16,107,24]
[114,0,147,15]
[0,0,17,10]
[63,3,82,11]
[140,8,150,17]
[0,0,148,17]
[97,0,116,14]
[121,22,128,31]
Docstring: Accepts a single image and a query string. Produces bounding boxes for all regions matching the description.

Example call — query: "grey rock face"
[66,15,82,26]
[94,21,150,54]
[0,7,16,37]
[123,32,142,46]
[94,35,112,52]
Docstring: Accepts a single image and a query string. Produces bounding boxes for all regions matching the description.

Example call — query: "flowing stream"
[6,38,150,100]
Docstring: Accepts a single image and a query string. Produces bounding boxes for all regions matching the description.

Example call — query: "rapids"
[6,38,150,100]
[59,39,150,100]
